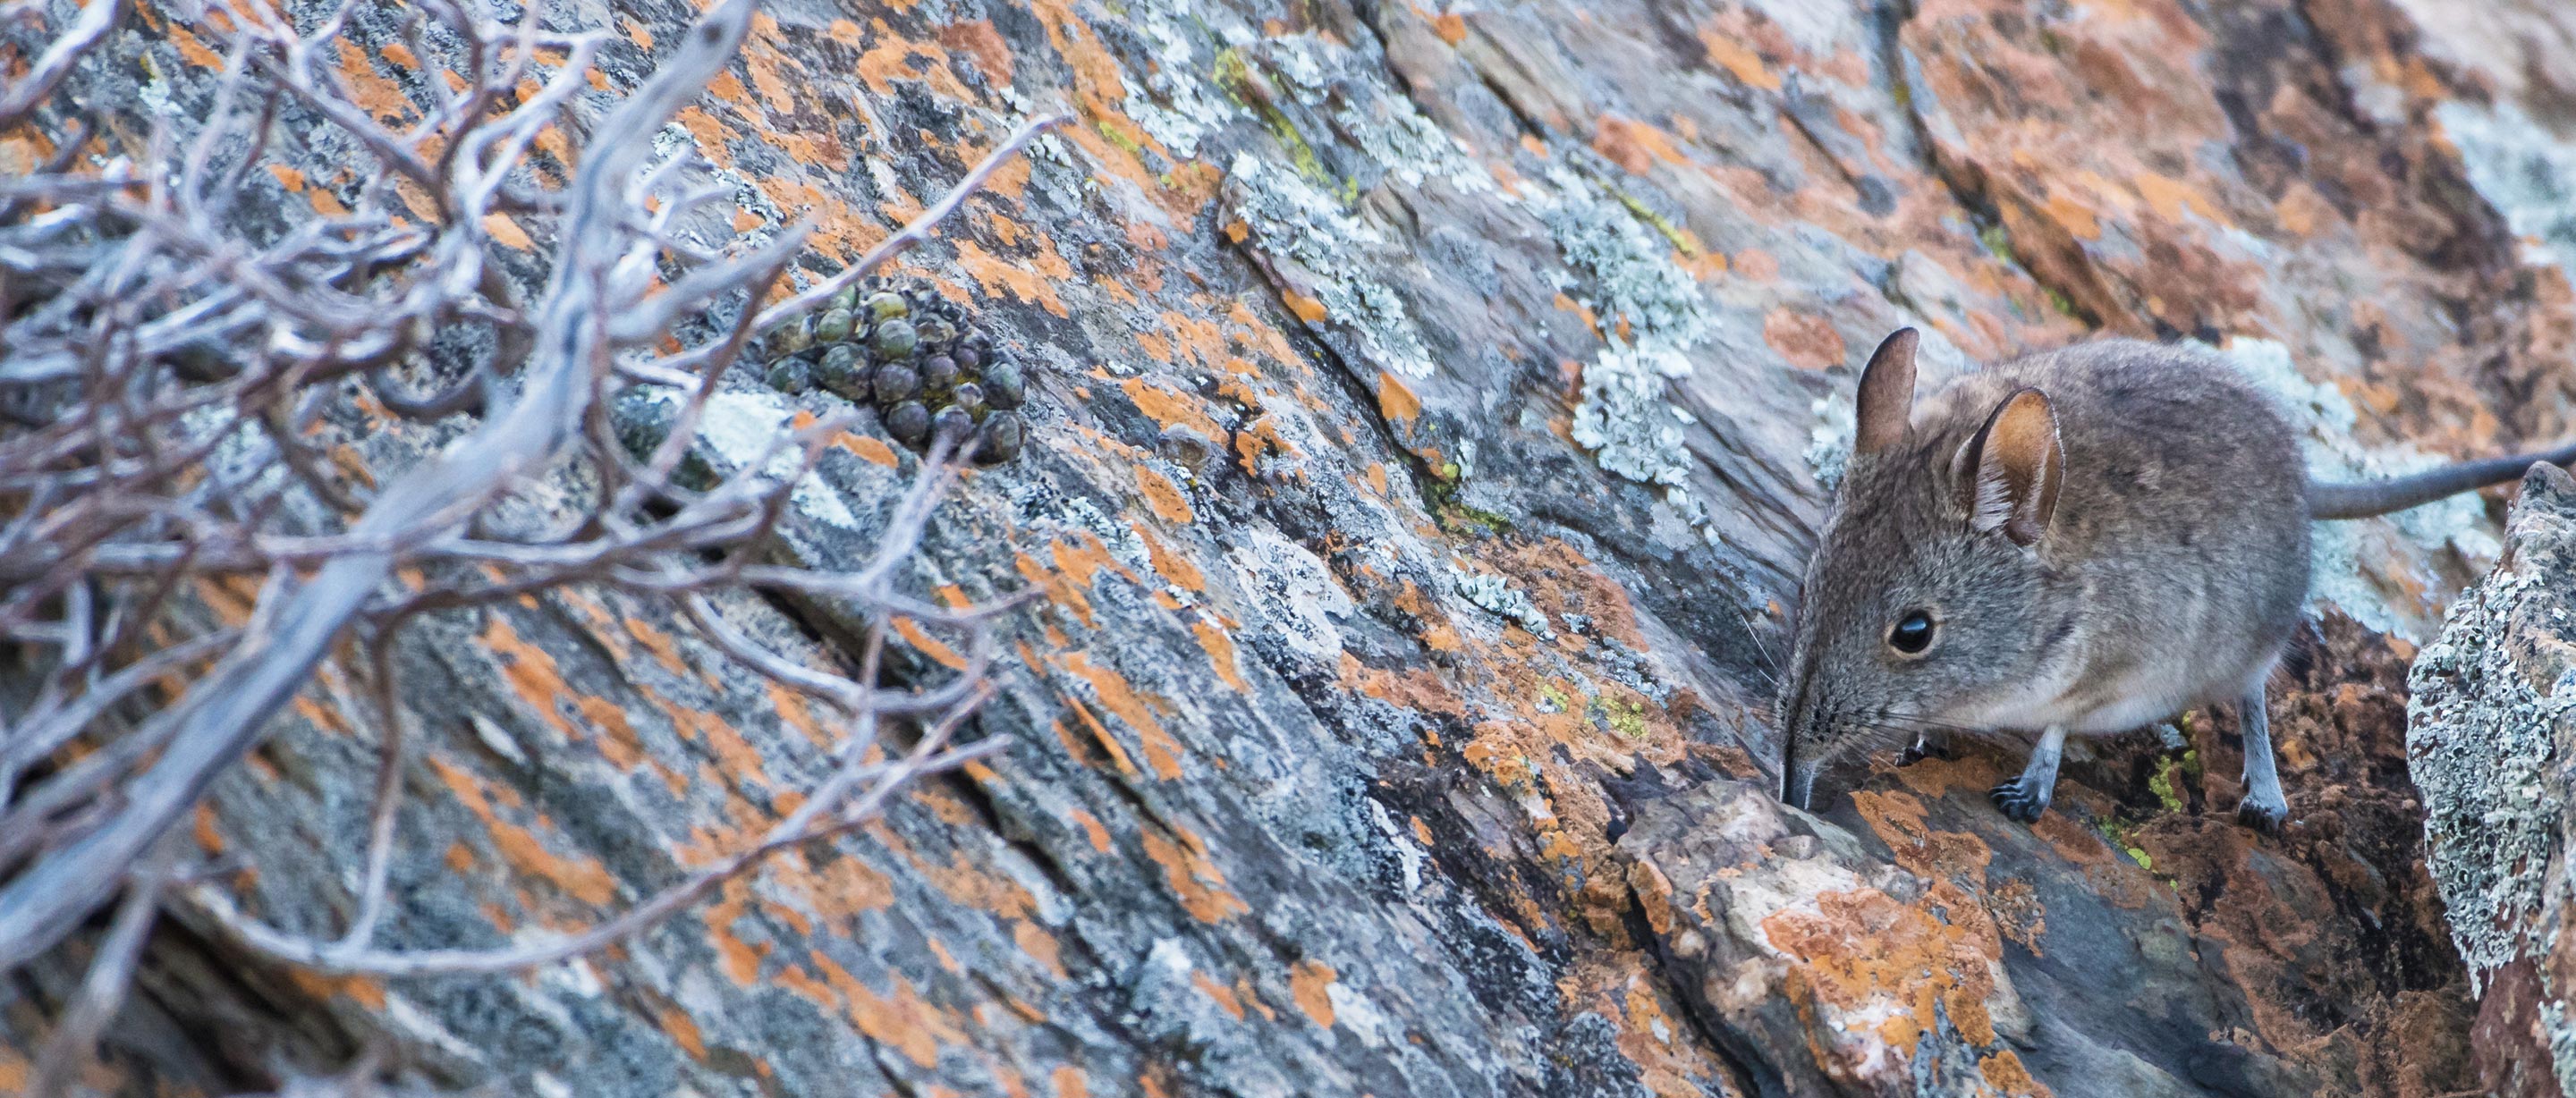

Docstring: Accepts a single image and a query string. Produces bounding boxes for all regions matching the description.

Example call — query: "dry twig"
[0,0,1063,1081]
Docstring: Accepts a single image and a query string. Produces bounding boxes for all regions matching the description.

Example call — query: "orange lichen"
[1060,697,1139,775]
[1592,114,1690,175]
[578,694,644,769]
[1052,1066,1089,1098]
[291,696,352,737]
[620,614,690,677]
[648,687,774,790]
[1120,377,1227,441]
[1068,807,1114,853]
[893,615,969,671]
[1376,371,1423,426]
[1289,959,1338,1027]
[1139,826,1248,923]
[833,429,898,466]
[955,238,1071,317]
[1978,1050,2053,1096]
[285,969,389,1011]
[1852,789,1992,885]
[1134,521,1208,592]
[332,38,412,122]
[428,756,618,908]
[1699,29,1782,91]
[1059,652,1183,780]
[167,22,225,68]
[1135,465,1195,524]
[1282,290,1329,324]
[696,878,767,985]
[1760,886,2002,1052]
[482,213,535,250]
[1190,618,1249,691]
[1013,919,1068,978]
[767,680,833,750]
[1018,550,1097,628]
[1763,308,1847,369]
[790,844,896,922]
[2131,171,2223,227]
[852,35,969,101]
[1053,530,1141,591]
[808,950,957,1068]
[193,803,225,854]
[938,19,1014,86]
[661,1007,709,1060]
[1193,970,1248,1019]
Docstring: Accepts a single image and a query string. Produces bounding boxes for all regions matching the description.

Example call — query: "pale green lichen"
[1806,391,1858,492]
[1453,567,1555,639]
[1117,0,1250,161]
[1538,684,1570,714]
[1535,165,1715,486]
[2406,514,2572,991]
[2436,99,2576,283]
[1591,695,1650,740]
[2147,765,2183,814]
[1246,35,1494,196]
[1213,49,1333,189]
[2547,999,2576,1095]
[1223,153,1436,380]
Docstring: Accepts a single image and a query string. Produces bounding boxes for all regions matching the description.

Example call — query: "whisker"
[1838,715,1995,736]
[1731,603,1784,689]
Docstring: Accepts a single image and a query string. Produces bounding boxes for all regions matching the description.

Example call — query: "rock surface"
[2409,463,2576,1098]
[8,0,2576,1095]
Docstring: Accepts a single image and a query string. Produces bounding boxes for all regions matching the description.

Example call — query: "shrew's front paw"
[2234,793,2286,834]
[1989,779,2049,824]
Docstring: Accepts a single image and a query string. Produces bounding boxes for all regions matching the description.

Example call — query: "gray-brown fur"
[1779,332,2568,832]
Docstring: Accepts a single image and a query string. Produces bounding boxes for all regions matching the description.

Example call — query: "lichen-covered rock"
[1623,639,2475,1098]
[7,0,2576,1094]
[2409,462,2576,1097]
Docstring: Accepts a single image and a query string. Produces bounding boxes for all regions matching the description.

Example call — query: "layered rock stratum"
[9,0,2576,1095]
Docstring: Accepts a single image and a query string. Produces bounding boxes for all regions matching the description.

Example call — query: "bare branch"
[0,0,767,974]
[0,0,132,131]
[28,849,169,1098]
[0,3,1055,1084]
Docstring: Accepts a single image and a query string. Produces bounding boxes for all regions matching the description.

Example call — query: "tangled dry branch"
[0,0,1060,1087]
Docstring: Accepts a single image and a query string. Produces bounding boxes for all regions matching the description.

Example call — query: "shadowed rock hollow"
[7,0,2576,1095]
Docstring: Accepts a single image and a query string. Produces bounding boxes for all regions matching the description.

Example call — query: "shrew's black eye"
[1887,611,1935,655]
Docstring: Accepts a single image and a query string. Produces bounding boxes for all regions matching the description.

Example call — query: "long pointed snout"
[1776,655,1819,810]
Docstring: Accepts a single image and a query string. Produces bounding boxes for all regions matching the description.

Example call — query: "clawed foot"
[1897,739,1954,767]
[2234,794,2285,834]
[1989,779,2049,824]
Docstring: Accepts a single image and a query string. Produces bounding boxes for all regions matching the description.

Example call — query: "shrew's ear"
[1959,387,2063,546]
[1853,327,1919,456]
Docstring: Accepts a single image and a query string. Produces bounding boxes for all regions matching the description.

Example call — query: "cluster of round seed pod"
[761,280,1028,464]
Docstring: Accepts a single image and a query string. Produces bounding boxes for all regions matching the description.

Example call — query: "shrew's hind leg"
[2235,688,2287,833]
[1989,726,2065,824]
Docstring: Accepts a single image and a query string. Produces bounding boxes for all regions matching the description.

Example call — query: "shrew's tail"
[2308,441,2576,519]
